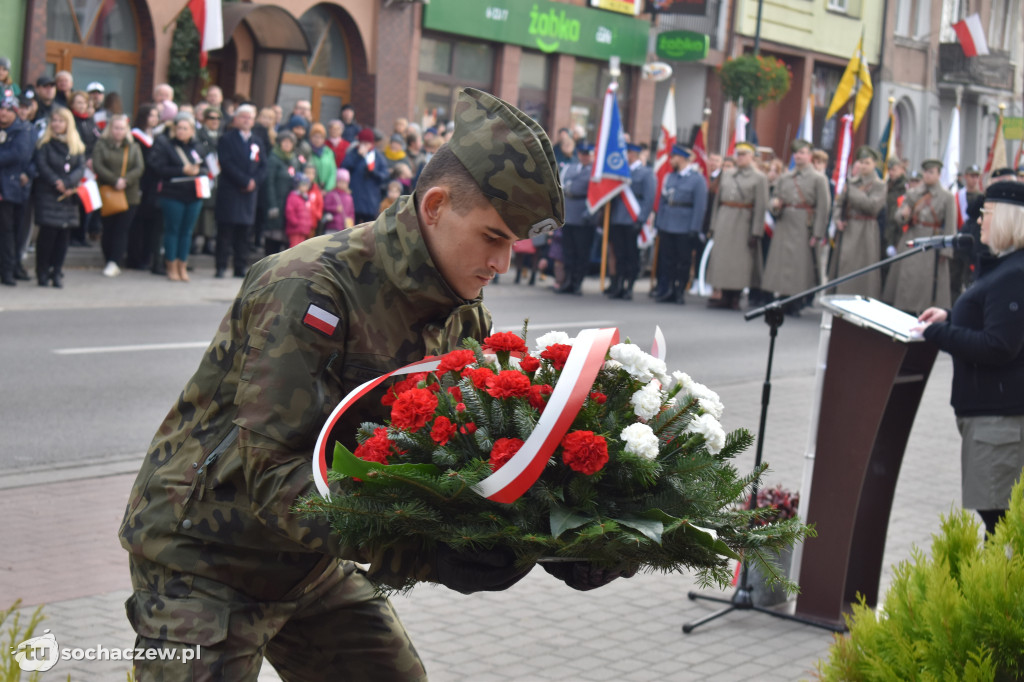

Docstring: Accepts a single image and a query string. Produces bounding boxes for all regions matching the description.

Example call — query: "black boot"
[604,275,623,298]
[620,279,634,301]
[14,266,30,281]
[655,284,677,303]
[51,271,64,288]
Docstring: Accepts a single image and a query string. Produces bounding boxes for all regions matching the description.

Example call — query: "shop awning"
[220,4,311,54]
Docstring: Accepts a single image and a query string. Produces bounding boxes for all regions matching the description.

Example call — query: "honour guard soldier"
[606,142,655,300]
[557,141,596,295]
[763,139,831,312]
[653,145,708,304]
[829,146,887,297]
[119,88,630,681]
[705,141,768,309]
[884,159,957,313]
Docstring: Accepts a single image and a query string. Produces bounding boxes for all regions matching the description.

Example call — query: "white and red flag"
[952,13,989,58]
[692,125,709,181]
[832,114,854,197]
[587,83,639,219]
[726,110,749,156]
[187,0,224,68]
[77,179,102,213]
[653,86,677,212]
[303,304,339,336]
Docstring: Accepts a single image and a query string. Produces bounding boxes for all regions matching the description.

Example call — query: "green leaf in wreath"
[681,520,740,561]
[332,442,440,481]
[613,515,664,545]
[549,503,594,538]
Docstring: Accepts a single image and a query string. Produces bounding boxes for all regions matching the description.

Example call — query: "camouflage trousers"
[125,557,427,681]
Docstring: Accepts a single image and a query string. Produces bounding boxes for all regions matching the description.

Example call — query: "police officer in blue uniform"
[654,145,708,303]
[557,141,596,295]
[606,142,656,300]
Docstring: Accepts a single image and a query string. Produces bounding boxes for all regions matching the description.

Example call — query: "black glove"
[435,545,533,594]
[541,561,637,591]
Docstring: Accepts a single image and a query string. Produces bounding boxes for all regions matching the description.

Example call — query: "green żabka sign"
[656,30,708,62]
[423,0,650,65]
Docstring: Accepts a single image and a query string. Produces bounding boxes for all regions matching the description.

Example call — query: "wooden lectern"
[794,296,939,629]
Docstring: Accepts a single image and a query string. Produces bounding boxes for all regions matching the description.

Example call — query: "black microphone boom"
[906,234,975,249]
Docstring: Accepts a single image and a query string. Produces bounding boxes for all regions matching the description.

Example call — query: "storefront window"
[416,34,495,129]
[571,60,632,142]
[281,5,351,123]
[518,51,550,129]
[46,0,139,111]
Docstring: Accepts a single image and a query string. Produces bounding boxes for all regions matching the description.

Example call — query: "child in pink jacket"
[322,168,355,233]
[285,176,315,248]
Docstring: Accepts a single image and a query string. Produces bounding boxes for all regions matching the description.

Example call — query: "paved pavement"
[2,245,965,681]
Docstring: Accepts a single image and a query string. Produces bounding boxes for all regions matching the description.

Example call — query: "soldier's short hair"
[811,149,829,164]
[416,145,488,216]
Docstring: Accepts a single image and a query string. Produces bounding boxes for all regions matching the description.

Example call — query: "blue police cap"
[671,144,691,158]
[625,143,642,153]
[576,141,594,154]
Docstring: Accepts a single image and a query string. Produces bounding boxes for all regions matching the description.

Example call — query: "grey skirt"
[957,414,1024,510]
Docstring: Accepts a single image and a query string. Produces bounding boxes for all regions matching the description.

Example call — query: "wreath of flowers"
[302,327,810,593]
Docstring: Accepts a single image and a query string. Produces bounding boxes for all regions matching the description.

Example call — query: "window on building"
[826,0,861,16]
[989,0,1018,51]
[914,0,931,40]
[939,0,967,43]
[46,0,140,111]
[570,60,632,142]
[281,5,351,123]
[416,34,495,128]
[517,51,550,129]
[894,0,912,36]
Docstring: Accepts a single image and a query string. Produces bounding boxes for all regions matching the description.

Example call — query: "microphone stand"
[682,242,941,634]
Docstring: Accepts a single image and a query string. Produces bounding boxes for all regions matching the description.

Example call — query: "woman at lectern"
[916,181,1024,537]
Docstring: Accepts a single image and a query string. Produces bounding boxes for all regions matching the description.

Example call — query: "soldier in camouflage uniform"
[119,88,566,681]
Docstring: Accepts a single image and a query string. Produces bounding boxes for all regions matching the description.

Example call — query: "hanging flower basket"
[718,54,792,108]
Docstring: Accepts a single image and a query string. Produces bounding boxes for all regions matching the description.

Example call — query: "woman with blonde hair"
[34,107,86,287]
[93,113,145,277]
[916,182,1024,537]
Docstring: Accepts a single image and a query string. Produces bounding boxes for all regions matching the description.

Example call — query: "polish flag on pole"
[653,86,677,212]
[188,0,224,68]
[77,179,102,213]
[832,114,854,197]
[952,13,989,58]
[726,110,748,156]
[692,124,709,181]
[940,105,961,190]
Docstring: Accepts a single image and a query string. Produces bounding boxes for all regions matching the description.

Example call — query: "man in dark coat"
[342,127,390,225]
[215,105,267,278]
[0,94,35,285]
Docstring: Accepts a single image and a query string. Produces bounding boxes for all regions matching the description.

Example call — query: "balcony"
[938,43,1015,91]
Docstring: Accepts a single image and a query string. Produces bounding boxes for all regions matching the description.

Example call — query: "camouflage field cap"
[448,87,564,238]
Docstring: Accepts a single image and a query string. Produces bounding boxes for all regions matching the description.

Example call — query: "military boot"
[604,275,623,298]
[620,279,634,301]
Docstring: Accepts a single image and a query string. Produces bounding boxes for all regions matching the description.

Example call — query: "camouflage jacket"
[119,195,492,600]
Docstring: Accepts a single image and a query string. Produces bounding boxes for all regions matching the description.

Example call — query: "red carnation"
[430,416,457,446]
[528,384,553,411]
[519,355,541,372]
[456,402,466,412]
[390,387,439,433]
[540,344,572,371]
[486,370,532,399]
[463,366,495,390]
[437,349,476,375]
[447,385,463,402]
[381,372,428,406]
[560,430,609,475]
[460,422,477,435]
[589,391,607,404]
[482,332,528,354]
[489,437,525,471]
[354,427,393,465]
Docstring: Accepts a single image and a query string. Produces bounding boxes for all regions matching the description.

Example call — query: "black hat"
[18,88,35,108]
[991,167,1015,179]
[984,181,1024,207]
[36,74,55,87]
[921,159,943,171]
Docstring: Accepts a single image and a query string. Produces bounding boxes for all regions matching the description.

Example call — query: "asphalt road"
[0,264,824,472]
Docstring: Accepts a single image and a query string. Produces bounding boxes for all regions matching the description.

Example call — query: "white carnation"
[690,382,724,419]
[534,331,572,352]
[630,381,663,420]
[609,343,662,381]
[603,359,623,371]
[691,413,726,454]
[620,423,660,460]
[663,371,695,393]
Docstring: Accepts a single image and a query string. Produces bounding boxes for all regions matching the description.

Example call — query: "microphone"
[906,234,975,250]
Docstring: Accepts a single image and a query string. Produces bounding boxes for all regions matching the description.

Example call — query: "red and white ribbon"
[650,325,666,362]
[312,327,622,503]
[472,327,619,503]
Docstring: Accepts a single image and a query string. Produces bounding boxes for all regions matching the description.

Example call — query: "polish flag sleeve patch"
[303,304,340,336]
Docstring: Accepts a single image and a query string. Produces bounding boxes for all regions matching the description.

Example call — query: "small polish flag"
[77,179,102,213]
[187,0,224,67]
[303,304,340,336]
[366,150,376,172]
[952,13,989,58]
[195,176,211,199]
